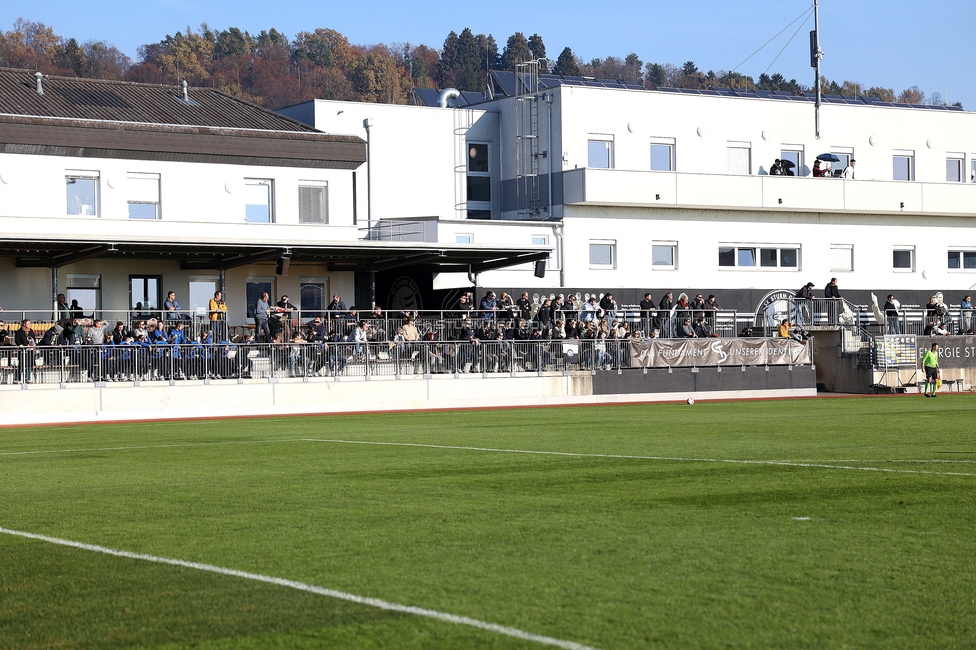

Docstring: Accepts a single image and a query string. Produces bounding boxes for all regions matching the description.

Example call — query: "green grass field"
[1,396,975,649]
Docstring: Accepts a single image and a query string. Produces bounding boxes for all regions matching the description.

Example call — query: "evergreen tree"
[527,33,547,72]
[553,47,581,76]
[643,62,665,89]
[501,32,530,71]
[455,28,481,91]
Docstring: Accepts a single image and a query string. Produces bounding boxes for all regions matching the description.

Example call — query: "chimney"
[34,71,43,95]
[182,80,189,102]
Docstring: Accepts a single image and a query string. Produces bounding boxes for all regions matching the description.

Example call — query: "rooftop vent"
[34,71,43,95]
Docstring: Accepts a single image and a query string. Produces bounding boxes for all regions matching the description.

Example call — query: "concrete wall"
[0,370,817,427]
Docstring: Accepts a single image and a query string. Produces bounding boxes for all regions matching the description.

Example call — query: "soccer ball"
[686,398,695,405]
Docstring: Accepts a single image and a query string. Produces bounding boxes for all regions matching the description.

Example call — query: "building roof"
[413,69,965,113]
[0,68,367,169]
[0,67,319,131]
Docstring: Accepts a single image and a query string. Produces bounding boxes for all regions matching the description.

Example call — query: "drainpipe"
[553,222,565,288]
[546,93,553,216]
[363,119,374,236]
[51,267,58,321]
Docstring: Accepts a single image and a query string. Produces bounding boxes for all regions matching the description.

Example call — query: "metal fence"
[0,337,813,387]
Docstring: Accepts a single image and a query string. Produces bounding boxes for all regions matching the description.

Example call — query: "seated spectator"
[694,316,718,338]
[778,319,792,338]
[679,318,696,338]
[739,326,754,337]
[924,320,949,336]
[599,293,618,320]
[111,321,129,344]
[402,317,420,342]
[581,297,600,323]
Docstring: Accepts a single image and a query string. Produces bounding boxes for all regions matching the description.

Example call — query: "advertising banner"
[628,338,811,368]
[915,336,976,369]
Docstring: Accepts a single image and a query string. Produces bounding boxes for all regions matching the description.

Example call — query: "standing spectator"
[824,278,842,324]
[164,291,183,326]
[690,293,707,320]
[922,343,940,398]
[497,292,516,319]
[562,294,578,322]
[960,295,973,333]
[639,293,656,336]
[599,292,618,320]
[209,291,228,342]
[794,282,815,325]
[479,291,497,320]
[254,292,272,343]
[276,294,296,341]
[69,299,85,319]
[327,294,347,313]
[516,291,533,321]
[705,294,721,311]
[550,295,564,323]
[842,159,856,179]
[14,319,37,383]
[536,298,552,334]
[56,293,70,322]
[884,294,901,334]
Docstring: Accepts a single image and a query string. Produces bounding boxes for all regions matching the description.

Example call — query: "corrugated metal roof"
[0,67,321,131]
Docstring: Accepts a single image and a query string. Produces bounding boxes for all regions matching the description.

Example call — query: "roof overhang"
[1,237,549,274]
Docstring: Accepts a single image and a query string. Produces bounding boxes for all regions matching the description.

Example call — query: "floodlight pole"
[812,0,823,139]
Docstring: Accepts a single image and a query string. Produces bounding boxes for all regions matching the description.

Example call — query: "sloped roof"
[0,67,320,131]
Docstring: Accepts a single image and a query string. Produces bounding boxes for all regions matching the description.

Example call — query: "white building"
[0,69,546,323]
[280,70,976,313]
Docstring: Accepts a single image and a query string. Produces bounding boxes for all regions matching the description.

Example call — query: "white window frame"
[830,244,854,272]
[532,234,556,270]
[892,150,914,182]
[127,172,161,220]
[651,241,677,270]
[587,136,614,169]
[244,178,275,223]
[831,147,854,174]
[893,246,915,272]
[466,141,492,217]
[66,171,100,217]
[589,239,616,269]
[719,244,800,270]
[727,142,752,175]
[298,181,329,224]
[66,273,102,312]
[946,154,964,183]
[948,249,976,271]
[780,145,805,177]
[649,137,675,172]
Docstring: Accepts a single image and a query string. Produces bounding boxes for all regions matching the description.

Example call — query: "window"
[589,240,615,268]
[127,172,160,219]
[946,156,963,183]
[246,277,274,319]
[456,234,473,244]
[466,142,492,218]
[892,152,914,181]
[830,244,854,272]
[971,158,976,183]
[948,251,976,270]
[66,172,99,216]
[244,178,274,223]
[720,245,799,269]
[893,247,915,271]
[587,137,613,169]
[651,242,677,269]
[66,274,101,313]
[831,148,853,172]
[727,142,751,175]
[532,235,554,269]
[650,138,675,171]
[298,183,328,224]
[130,276,161,312]
[780,146,804,176]
[188,278,218,316]
[300,277,329,317]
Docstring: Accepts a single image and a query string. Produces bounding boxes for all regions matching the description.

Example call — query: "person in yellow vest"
[208,290,228,342]
[922,342,940,398]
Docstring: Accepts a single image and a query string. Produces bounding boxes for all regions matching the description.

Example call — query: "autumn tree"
[898,85,925,104]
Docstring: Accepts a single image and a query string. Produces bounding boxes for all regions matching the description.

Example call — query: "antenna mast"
[811,0,823,138]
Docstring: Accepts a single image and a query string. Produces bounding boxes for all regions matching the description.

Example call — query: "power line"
[729,6,814,75]
[761,12,814,79]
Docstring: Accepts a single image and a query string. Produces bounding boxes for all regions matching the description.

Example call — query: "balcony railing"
[563,168,976,216]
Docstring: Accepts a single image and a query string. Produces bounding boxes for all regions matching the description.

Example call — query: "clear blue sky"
[2,1,973,109]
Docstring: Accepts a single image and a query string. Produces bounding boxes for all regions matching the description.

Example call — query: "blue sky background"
[2,1,972,109]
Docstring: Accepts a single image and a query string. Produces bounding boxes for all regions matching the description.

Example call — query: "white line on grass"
[0,526,598,650]
[299,439,976,478]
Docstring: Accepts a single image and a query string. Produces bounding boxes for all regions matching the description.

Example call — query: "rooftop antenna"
[810,0,823,138]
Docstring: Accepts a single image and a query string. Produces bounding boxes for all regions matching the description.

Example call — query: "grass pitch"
[1,396,974,649]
